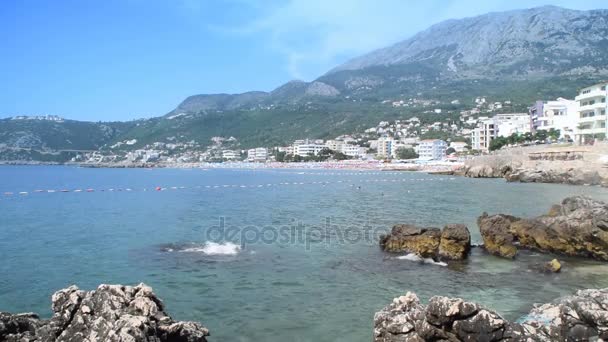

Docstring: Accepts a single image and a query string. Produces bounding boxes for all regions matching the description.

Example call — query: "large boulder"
[477,214,519,258]
[0,283,210,342]
[438,224,471,260]
[374,288,608,341]
[478,196,608,260]
[380,224,442,258]
[380,224,471,260]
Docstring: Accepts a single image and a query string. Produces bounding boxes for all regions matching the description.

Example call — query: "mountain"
[328,6,608,79]
[2,6,608,161]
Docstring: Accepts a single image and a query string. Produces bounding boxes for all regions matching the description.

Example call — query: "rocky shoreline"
[374,287,608,341]
[0,283,210,342]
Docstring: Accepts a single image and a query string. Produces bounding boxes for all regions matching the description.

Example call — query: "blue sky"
[1,0,607,121]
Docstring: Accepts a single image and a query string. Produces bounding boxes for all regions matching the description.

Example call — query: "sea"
[1,165,608,341]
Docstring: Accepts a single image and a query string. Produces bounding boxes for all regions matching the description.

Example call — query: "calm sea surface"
[1,165,608,341]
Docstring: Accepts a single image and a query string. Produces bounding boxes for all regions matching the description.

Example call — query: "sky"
[1,0,607,121]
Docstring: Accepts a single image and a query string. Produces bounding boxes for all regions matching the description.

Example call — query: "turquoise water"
[1,165,608,341]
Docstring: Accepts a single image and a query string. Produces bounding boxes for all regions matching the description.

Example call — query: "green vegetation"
[395,147,418,159]
[282,148,352,162]
[489,129,561,151]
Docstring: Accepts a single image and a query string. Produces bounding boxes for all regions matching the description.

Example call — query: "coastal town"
[69,81,608,169]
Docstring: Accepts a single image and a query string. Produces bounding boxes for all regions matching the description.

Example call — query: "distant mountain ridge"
[330,5,608,76]
[2,5,608,160]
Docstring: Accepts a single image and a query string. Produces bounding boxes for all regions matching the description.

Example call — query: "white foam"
[396,253,447,267]
[181,242,241,255]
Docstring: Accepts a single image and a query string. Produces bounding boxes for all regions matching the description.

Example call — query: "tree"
[274,151,287,162]
[445,147,456,155]
[395,147,418,159]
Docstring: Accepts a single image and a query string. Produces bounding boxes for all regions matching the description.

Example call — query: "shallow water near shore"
[1,165,608,341]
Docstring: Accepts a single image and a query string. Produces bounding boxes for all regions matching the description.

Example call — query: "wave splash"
[396,253,447,267]
[180,242,241,255]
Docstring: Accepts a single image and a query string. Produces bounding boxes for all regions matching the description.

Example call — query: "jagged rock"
[380,224,471,260]
[438,224,471,260]
[374,287,608,341]
[506,168,602,186]
[0,283,209,342]
[478,196,608,260]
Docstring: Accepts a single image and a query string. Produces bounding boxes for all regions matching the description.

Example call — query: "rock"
[380,224,441,258]
[0,283,210,342]
[477,213,519,258]
[374,287,608,341]
[438,224,471,260]
[381,224,471,260]
[545,259,561,273]
[380,224,471,260]
[506,168,602,186]
[464,164,513,178]
[477,196,608,260]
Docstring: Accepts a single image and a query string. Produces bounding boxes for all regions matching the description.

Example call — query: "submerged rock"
[380,224,471,260]
[374,287,608,341]
[478,196,608,260]
[0,283,209,342]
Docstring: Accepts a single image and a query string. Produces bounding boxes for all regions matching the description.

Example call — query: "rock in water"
[477,214,519,258]
[545,259,561,273]
[478,196,608,260]
[0,283,210,342]
[374,288,608,341]
[380,224,441,258]
[438,224,471,260]
[380,224,471,260]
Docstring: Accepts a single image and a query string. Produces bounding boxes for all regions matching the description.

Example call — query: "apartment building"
[325,140,344,152]
[449,141,468,153]
[222,150,239,160]
[376,137,394,158]
[340,144,365,158]
[247,148,268,162]
[529,98,579,140]
[575,82,608,144]
[294,143,325,157]
[470,118,497,151]
[417,139,447,161]
[495,113,531,137]
[471,113,530,151]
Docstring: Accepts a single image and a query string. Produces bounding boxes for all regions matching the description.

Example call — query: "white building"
[376,137,394,158]
[417,140,447,161]
[340,144,364,158]
[247,148,268,162]
[574,82,608,144]
[537,98,579,140]
[470,118,496,151]
[222,150,239,160]
[495,113,531,137]
[449,141,468,153]
[470,113,530,151]
[294,143,325,157]
[325,140,344,152]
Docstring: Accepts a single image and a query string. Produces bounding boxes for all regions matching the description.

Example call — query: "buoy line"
[1,177,456,198]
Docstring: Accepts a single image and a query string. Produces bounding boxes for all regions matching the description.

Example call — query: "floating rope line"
[1,177,456,198]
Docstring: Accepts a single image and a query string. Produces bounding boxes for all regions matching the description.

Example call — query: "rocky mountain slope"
[2,6,607,159]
